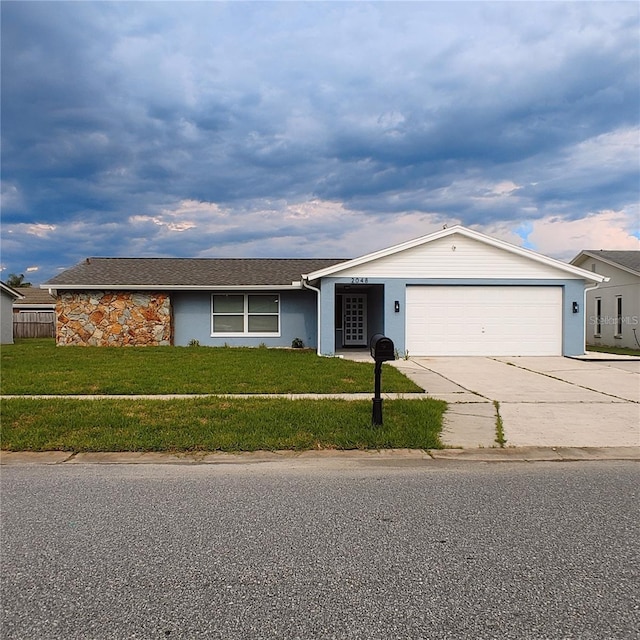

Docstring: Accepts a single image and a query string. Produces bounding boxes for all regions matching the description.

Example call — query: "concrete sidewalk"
[0,392,417,401]
[391,356,639,449]
[2,446,639,467]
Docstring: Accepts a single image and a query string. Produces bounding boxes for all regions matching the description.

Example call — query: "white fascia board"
[44,284,303,291]
[14,303,56,310]
[303,224,606,283]
[569,250,590,266]
[571,251,640,278]
[1,282,24,299]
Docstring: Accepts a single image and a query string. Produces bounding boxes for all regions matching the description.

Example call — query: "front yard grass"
[0,339,422,395]
[1,340,443,452]
[0,397,446,452]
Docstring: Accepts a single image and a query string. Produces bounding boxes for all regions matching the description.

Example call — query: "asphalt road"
[1,460,638,639]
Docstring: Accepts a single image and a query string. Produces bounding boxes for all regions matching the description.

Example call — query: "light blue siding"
[318,280,336,354]
[172,278,590,356]
[562,279,587,356]
[383,280,407,354]
[172,290,317,348]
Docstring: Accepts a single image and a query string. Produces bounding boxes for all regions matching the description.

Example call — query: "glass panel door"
[343,294,367,346]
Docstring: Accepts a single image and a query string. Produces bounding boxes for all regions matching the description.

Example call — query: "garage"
[303,225,603,357]
[405,285,563,356]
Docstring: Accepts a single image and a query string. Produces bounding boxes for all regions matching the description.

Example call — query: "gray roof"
[44,257,348,288]
[14,287,56,305]
[580,250,640,275]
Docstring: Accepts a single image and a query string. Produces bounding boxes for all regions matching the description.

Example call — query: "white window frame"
[211,293,280,337]
[594,298,602,337]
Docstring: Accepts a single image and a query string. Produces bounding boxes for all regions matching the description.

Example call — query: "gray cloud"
[1,1,638,282]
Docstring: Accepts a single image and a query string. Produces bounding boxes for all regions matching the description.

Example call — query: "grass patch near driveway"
[586,345,640,357]
[493,400,506,448]
[0,397,446,452]
[1,339,421,395]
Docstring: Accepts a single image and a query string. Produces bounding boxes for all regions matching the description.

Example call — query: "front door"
[343,294,367,346]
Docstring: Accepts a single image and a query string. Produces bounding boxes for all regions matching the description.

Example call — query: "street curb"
[1,446,639,466]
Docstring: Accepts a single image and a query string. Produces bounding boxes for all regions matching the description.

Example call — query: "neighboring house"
[43,225,605,356]
[13,287,57,313]
[12,287,57,339]
[1,282,24,344]
[570,250,640,350]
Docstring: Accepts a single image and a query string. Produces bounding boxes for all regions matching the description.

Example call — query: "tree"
[6,273,31,288]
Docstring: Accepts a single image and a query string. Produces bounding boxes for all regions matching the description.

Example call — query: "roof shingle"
[44,257,348,288]
[15,287,56,305]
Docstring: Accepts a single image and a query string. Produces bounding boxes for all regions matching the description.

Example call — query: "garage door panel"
[406,286,562,356]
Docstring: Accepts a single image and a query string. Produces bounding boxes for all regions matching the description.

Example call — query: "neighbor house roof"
[13,287,56,309]
[0,282,24,300]
[43,257,348,290]
[570,250,640,277]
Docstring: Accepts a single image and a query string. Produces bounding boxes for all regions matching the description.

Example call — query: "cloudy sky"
[1,1,638,284]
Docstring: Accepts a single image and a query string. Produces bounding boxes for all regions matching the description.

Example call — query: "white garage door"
[406,286,563,356]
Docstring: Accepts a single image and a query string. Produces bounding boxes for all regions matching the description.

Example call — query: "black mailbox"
[370,333,395,362]
[370,334,395,426]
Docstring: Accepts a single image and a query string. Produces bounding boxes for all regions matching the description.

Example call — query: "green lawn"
[586,345,640,357]
[1,340,444,452]
[1,339,422,395]
[1,397,446,452]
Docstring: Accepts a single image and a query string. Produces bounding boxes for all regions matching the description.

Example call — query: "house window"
[212,294,279,335]
[594,298,602,336]
[615,296,623,337]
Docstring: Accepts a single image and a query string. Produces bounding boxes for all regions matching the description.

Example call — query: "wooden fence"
[13,312,55,339]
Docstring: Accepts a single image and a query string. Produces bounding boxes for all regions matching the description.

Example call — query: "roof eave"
[42,284,304,291]
[0,282,24,299]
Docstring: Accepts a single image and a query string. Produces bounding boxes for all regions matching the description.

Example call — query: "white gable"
[332,232,585,280]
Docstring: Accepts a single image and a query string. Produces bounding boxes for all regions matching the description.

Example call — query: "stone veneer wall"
[56,291,172,346]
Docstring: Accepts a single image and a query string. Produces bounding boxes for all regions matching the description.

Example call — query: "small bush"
[291,337,305,349]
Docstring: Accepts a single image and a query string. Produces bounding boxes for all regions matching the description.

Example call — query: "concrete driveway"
[391,356,640,448]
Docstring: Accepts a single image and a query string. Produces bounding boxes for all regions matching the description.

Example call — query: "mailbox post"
[369,333,395,426]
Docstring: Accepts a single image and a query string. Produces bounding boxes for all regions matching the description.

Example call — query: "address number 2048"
[350,277,369,284]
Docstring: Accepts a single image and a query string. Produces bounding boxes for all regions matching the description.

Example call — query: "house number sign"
[350,277,369,284]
